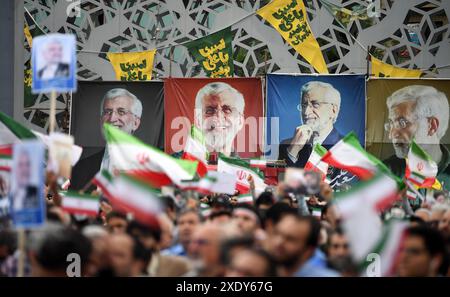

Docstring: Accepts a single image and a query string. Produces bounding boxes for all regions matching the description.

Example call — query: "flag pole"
[17,228,26,277]
[405,179,426,202]
[49,90,57,133]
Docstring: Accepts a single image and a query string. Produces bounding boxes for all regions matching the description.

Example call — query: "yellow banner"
[107,50,156,81]
[371,57,422,78]
[24,25,33,47]
[257,0,328,74]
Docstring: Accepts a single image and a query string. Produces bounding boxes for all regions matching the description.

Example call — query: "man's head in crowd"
[385,85,449,159]
[414,208,431,223]
[327,227,350,262]
[263,202,297,235]
[232,204,261,236]
[82,225,110,277]
[194,82,245,156]
[430,204,449,229]
[397,225,447,277]
[101,88,143,135]
[299,81,341,138]
[106,211,128,234]
[188,223,226,276]
[158,213,174,250]
[29,223,92,277]
[269,214,321,271]
[225,248,277,277]
[177,209,202,251]
[107,233,151,277]
[438,209,450,239]
[126,220,161,252]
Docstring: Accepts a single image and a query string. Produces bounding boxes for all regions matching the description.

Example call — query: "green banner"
[186,27,234,78]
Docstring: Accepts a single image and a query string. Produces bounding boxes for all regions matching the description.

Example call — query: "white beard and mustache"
[203,122,238,152]
[392,121,437,159]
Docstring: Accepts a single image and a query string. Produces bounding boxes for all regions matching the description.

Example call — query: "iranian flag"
[93,170,163,227]
[236,193,254,205]
[304,144,328,180]
[178,171,236,195]
[359,220,408,277]
[0,111,36,145]
[0,145,12,172]
[405,140,438,188]
[321,132,389,180]
[217,153,267,194]
[104,124,198,187]
[182,125,209,177]
[61,191,100,217]
[0,111,82,166]
[249,159,267,170]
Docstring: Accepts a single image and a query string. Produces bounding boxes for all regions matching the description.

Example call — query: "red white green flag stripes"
[217,153,266,194]
[304,144,328,180]
[93,170,162,227]
[104,124,198,187]
[178,171,236,195]
[335,173,404,218]
[61,191,100,217]
[0,145,12,172]
[405,140,438,188]
[0,111,36,145]
[359,220,408,277]
[321,132,390,180]
[182,125,209,177]
[236,193,254,204]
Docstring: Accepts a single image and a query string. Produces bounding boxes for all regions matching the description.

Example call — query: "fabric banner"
[164,78,264,159]
[185,27,234,78]
[366,79,450,192]
[371,57,422,78]
[70,82,164,190]
[107,50,156,81]
[265,74,365,189]
[257,0,328,74]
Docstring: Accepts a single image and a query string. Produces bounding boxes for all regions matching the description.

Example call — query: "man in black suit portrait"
[70,88,143,190]
[278,81,344,167]
[11,149,39,210]
[37,39,69,80]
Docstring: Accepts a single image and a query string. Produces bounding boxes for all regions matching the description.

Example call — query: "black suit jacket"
[69,148,105,191]
[38,63,70,79]
[278,127,344,167]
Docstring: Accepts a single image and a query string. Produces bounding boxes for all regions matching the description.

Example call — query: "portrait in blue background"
[32,33,77,94]
[265,74,366,162]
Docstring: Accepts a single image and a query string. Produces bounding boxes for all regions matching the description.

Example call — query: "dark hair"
[265,202,297,225]
[244,248,278,277]
[220,236,255,266]
[433,191,446,199]
[409,215,426,225]
[31,224,92,272]
[131,235,152,267]
[127,220,161,243]
[233,204,261,224]
[106,211,127,222]
[0,230,17,255]
[283,214,321,248]
[178,208,203,222]
[211,194,232,209]
[256,192,275,208]
[407,225,448,275]
[209,209,232,221]
[161,195,177,212]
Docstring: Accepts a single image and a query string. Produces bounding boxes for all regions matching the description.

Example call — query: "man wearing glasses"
[70,88,142,190]
[194,82,245,157]
[278,81,343,167]
[383,85,450,192]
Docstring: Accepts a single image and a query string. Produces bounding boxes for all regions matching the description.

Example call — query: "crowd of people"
[0,173,449,277]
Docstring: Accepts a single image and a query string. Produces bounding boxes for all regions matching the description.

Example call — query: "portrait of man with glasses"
[383,85,450,189]
[194,82,245,157]
[70,88,143,190]
[278,81,344,167]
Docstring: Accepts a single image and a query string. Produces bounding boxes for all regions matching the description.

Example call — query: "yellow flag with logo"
[371,56,422,78]
[107,50,156,81]
[24,25,33,48]
[257,0,328,74]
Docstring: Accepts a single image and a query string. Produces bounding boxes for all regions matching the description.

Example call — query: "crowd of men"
[0,176,449,277]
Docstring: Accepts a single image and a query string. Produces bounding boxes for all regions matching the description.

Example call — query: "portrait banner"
[257,0,328,74]
[70,81,164,191]
[367,79,450,192]
[265,74,365,189]
[164,78,264,159]
[185,27,234,78]
[107,50,156,81]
